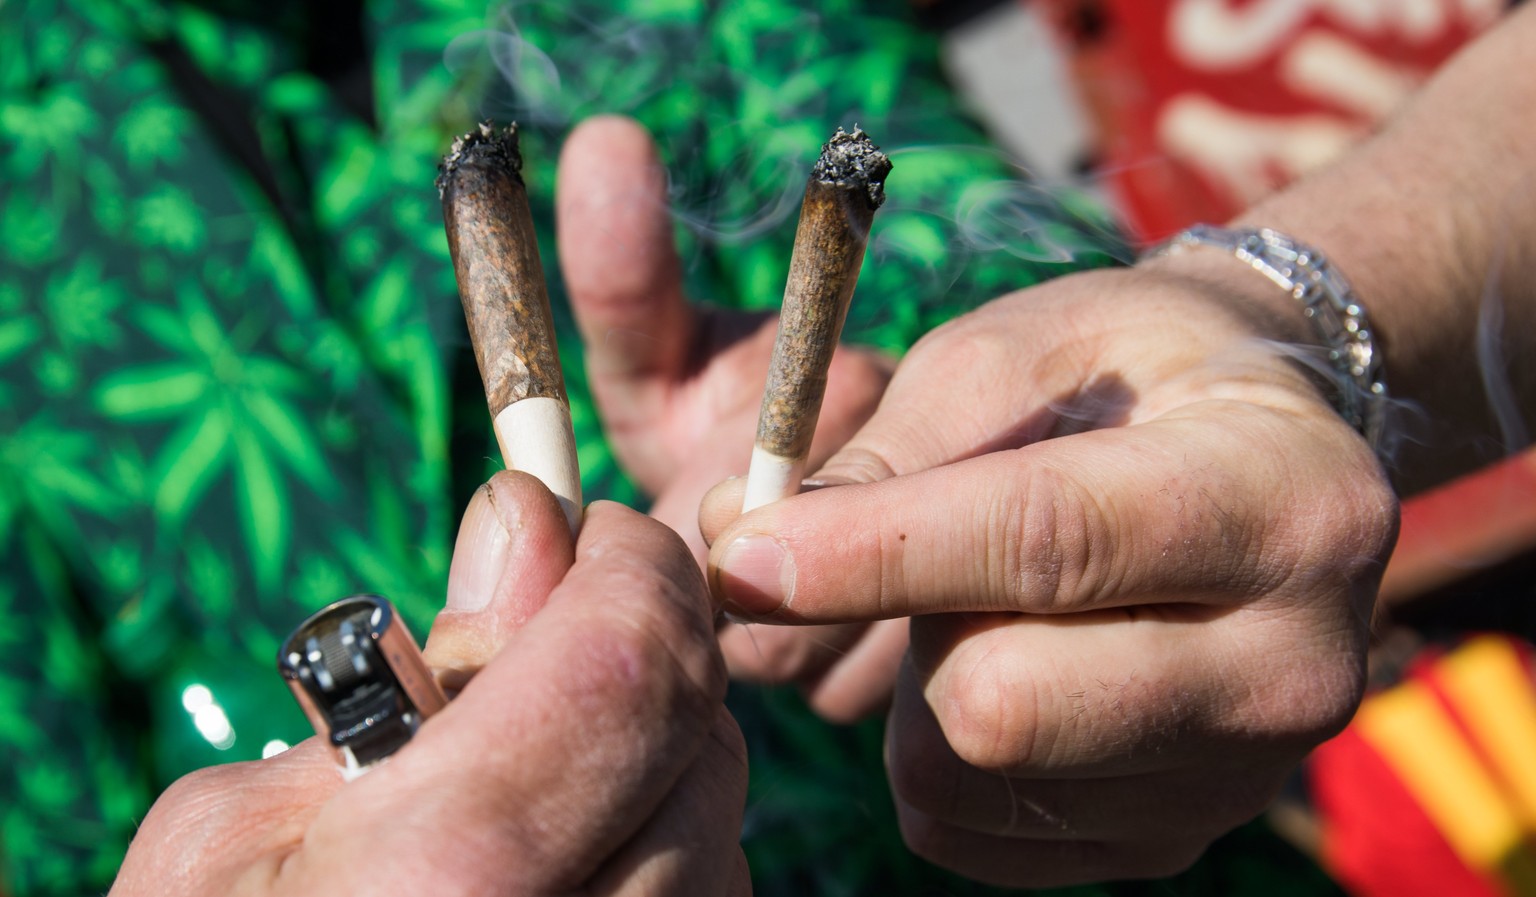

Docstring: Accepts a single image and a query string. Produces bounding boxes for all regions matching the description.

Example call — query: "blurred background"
[3,0,1534,895]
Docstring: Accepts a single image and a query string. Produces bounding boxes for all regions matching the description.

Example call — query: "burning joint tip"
[437,120,582,531]
[436,121,524,197]
[743,128,893,512]
[812,127,892,209]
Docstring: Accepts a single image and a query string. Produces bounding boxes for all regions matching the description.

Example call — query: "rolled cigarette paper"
[742,127,892,512]
[438,122,582,531]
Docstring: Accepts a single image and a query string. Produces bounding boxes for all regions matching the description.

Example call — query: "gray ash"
[810,127,893,210]
[436,121,524,197]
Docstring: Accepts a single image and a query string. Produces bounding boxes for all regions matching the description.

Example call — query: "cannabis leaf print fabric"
[0,0,1126,893]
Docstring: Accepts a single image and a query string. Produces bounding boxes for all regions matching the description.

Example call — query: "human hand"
[556,115,904,713]
[700,260,1398,886]
[112,473,749,897]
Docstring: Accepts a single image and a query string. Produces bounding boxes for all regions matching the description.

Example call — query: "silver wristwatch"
[1149,225,1388,453]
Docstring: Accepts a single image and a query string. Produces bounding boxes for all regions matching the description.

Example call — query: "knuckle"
[819,444,900,484]
[903,314,968,361]
[590,576,725,724]
[934,650,1046,772]
[1223,608,1367,757]
[130,764,267,873]
[609,503,710,589]
[151,766,245,832]
[899,314,1032,406]
[1259,648,1365,748]
[1287,430,1399,591]
[1340,460,1400,568]
[997,465,1101,613]
[908,310,1009,368]
[1311,657,1367,739]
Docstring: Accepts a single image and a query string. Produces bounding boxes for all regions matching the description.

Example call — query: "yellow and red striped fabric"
[1313,635,1536,897]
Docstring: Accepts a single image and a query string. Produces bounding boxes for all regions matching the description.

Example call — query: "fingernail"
[716,534,795,617]
[446,485,511,611]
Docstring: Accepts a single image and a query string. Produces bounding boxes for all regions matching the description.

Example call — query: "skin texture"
[700,266,1395,886]
[556,116,905,719]
[1228,10,1536,496]
[693,7,1536,886]
[111,475,750,897]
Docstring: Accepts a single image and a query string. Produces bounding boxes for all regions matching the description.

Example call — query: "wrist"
[1229,143,1532,492]
[1143,226,1388,452]
[1232,178,1467,402]
[1135,238,1315,348]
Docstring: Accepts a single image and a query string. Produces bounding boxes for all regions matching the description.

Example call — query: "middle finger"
[889,662,1287,841]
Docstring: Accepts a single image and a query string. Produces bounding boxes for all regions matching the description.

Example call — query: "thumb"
[696,345,996,547]
[697,306,1089,550]
[424,470,575,691]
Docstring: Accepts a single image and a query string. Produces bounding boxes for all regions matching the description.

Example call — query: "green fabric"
[0,1,1333,895]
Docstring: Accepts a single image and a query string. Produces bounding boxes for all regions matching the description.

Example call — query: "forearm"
[1233,4,1536,492]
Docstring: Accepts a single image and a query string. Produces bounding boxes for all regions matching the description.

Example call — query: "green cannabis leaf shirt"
[0,0,1137,894]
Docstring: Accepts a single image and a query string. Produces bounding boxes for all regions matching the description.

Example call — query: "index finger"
[707,406,1386,622]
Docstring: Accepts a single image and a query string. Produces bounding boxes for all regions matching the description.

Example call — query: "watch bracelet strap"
[1147,225,1389,453]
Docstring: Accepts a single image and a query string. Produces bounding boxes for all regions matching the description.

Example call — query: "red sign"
[1042,0,1502,240]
